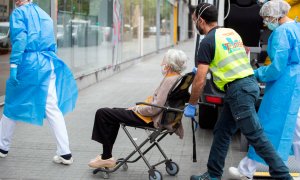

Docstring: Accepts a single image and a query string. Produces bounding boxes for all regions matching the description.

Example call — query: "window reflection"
[160,1,172,48]
[57,0,113,76]
[143,0,156,55]
[0,0,13,96]
[122,0,140,61]
[0,22,10,54]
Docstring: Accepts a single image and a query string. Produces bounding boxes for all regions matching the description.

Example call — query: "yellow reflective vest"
[209,28,253,91]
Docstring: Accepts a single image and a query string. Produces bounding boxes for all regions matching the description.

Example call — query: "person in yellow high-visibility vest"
[183,2,292,180]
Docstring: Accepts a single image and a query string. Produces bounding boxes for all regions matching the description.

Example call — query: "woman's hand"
[127,106,135,110]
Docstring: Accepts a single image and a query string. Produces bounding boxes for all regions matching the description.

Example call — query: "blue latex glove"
[184,104,197,117]
[9,67,18,86]
[192,67,198,74]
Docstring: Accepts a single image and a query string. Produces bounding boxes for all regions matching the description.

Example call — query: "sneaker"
[88,155,116,168]
[53,154,73,165]
[228,167,252,180]
[0,149,8,158]
[89,155,102,164]
[190,172,220,180]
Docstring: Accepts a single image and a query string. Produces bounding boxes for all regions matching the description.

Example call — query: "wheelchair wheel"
[149,170,163,180]
[102,172,109,179]
[122,163,128,171]
[165,162,179,176]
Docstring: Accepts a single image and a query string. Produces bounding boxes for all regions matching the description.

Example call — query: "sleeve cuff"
[10,64,18,68]
[254,69,260,81]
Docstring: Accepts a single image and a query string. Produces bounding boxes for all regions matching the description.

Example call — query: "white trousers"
[238,108,300,178]
[0,60,71,155]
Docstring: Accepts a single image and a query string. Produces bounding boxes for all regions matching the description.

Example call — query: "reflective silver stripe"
[210,52,248,73]
[210,66,217,72]
[224,63,252,78]
[218,52,248,67]
[212,75,222,82]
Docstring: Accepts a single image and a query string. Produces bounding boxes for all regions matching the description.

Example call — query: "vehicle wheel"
[198,104,219,129]
[149,170,163,180]
[165,162,179,176]
[240,133,249,152]
[122,163,128,171]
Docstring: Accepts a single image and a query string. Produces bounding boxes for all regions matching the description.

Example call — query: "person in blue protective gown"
[0,0,78,165]
[229,0,300,179]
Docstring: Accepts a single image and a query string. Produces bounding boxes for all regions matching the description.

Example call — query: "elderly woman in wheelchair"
[88,49,188,169]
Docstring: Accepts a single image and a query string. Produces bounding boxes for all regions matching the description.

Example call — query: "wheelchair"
[92,72,195,179]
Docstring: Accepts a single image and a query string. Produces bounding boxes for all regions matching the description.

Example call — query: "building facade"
[0,0,192,98]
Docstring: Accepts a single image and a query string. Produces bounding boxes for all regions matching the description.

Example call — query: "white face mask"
[161,65,168,76]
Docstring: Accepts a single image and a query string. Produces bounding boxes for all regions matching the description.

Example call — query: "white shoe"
[0,151,7,158]
[53,155,73,165]
[293,176,300,180]
[228,167,252,180]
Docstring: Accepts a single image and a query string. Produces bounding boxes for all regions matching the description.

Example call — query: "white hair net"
[259,0,291,18]
[163,49,188,73]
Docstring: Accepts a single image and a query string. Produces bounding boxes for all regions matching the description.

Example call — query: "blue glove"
[184,104,197,117]
[192,67,198,74]
[9,67,19,86]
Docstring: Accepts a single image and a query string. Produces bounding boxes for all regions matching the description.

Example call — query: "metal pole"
[156,0,160,53]
[140,0,143,56]
[51,0,57,38]
[217,0,225,26]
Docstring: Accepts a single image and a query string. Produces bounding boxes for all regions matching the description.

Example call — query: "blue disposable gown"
[4,3,78,126]
[248,21,300,163]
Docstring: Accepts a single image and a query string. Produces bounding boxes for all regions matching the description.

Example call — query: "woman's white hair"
[163,49,188,73]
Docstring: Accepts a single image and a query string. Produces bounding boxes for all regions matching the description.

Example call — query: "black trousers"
[92,108,153,159]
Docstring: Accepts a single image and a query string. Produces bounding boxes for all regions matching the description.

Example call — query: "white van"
[0,22,11,54]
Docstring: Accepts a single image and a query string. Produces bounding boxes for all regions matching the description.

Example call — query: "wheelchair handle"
[136,102,184,113]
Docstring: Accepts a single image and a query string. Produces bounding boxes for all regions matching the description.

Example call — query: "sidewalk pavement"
[0,40,277,180]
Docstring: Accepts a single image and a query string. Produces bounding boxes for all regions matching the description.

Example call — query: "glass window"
[160,1,172,48]
[122,0,141,61]
[0,0,13,97]
[57,0,113,77]
[143,0,156,55]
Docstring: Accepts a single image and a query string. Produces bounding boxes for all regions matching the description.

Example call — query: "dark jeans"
[207,76,292,180]
[92,108,153,159]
